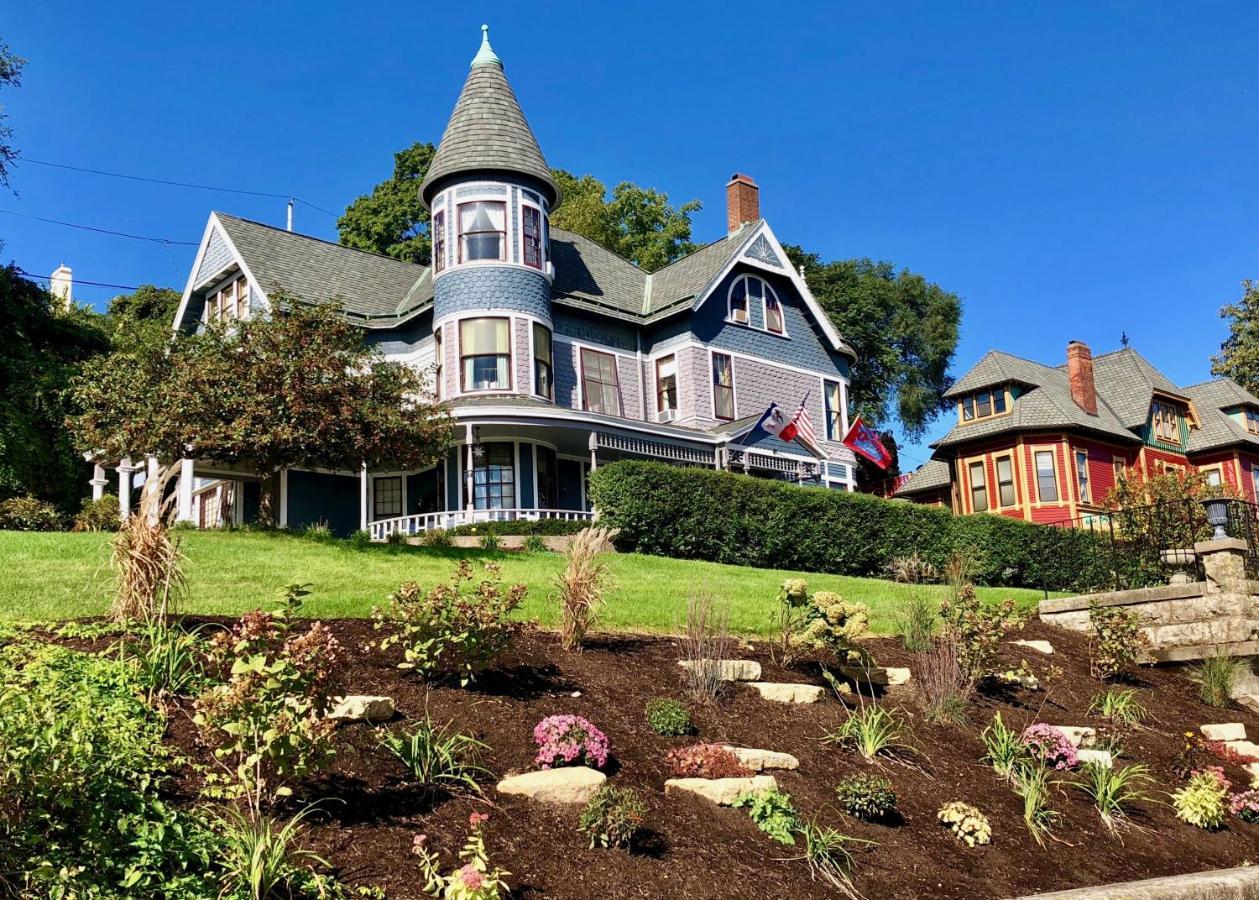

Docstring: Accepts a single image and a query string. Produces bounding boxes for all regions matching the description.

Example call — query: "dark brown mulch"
[103,620,1259,898]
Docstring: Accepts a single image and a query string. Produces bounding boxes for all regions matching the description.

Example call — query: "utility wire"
[17,268,143,292]
[21,157,340,218]
[0,208,199,245]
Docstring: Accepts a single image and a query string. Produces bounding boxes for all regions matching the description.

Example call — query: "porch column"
[278,468,289,528]
[117,456,133,521]
[176,458,195,524]
[90,463,108,501]
[465,424,475,512]
[588,432,598,472]
[146,456,160,524]
[359,463,369,531]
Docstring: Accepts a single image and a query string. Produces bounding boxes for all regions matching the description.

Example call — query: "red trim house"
[895,342,1259,524]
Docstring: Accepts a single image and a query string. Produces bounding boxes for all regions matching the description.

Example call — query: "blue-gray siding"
[434,266,551,323]
[287,470,360,536]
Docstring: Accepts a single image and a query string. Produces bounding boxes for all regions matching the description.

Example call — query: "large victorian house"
[94,27,858,535]
[896,340,1259,524]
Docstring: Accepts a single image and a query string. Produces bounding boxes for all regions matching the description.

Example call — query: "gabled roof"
[1184,378,1259,453]
[549,228,646,316]
[1088,348,1187,430]
[895,459,952,496]
[933,350,1137,449]
[647,224,755,315]
[419,29,558,208]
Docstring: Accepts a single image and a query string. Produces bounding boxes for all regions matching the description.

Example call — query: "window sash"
[765,293,784,334]
[460,318,511,391]
[824,380,842,441]
[969,461,988,512]
[961,388,1006,422]
[581,348,621,415]
[995,456,1016,507]
[656,355,678,412]
[458,201,506,262]
[1035,450,1059,502]
[729,278,749,323]
[1153,402,1179,442]
[532,323,552,399]
[1075,450,1091,503]
[433,210,446,273]
[469,443,515,510]
[522,205,543,269]
[712,353,734,421]
[373,476,402,518]
[1204,468,1223,487]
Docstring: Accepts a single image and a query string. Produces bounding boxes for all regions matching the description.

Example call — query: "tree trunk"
[256,469,277,528]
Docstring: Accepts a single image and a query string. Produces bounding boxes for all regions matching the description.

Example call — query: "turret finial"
[471,23,501,68]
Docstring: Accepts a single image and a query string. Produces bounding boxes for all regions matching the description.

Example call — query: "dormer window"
[458,201,506,262]
[729,277,750,324]
[1151,400,1181,444]
[1245,407,1259,435]
[728,274,782,334]
[206,275,248,323]
[960,387,1008,422]
[522,204,543,269]
[764,291,784,334]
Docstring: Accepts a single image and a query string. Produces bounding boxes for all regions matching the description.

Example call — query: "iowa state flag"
[842,417,892,469]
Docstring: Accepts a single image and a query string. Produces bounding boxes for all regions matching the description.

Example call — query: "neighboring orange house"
[895,342,1259,524]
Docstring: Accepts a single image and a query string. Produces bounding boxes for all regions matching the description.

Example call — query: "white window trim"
[762,283,788,337]
[709,349,737,422]
[653,351,680,417]
[725,273,789,337]
[577,346,623,417]
[457,315,515,395]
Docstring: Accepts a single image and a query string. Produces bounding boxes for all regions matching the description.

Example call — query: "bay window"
[458,200,506,262]
[581,348,621,415]
[460,317,511,391]
[523,205,543,269]
[533,323,553,399]
[712,352,735,421]
[468,443,515,510]
[656,354,678,415]
[996,455,1016,507]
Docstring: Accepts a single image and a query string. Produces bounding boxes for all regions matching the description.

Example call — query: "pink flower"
[532,714,610,770]
[411,834,427,854]
[456,864,485,890]
[469,812,489,828]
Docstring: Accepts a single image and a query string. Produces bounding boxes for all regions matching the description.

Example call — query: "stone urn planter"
[1160,548,1197,585]
[1202,498,1231,541]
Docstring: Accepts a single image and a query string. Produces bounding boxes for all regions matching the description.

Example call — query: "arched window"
[728,274,783,334]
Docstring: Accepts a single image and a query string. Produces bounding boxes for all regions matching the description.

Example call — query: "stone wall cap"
[1194,537,1249,554]
[1039,581,1206,615]
[1013,864,1259,899]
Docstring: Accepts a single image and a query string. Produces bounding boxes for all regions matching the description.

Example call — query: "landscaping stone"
[1201,723,1247,742]
[749,682,824,704]
[677,659,762,681]
[1011,639,1054,655]
[721,746,800,772]
[1014,864,1259,899]
[328,695,395,723]
[1224,739,1259,761]
[836,665,912,687]
[496,767,606,804]
[1051,726,1096,748]
[1076,748,1113,769]
[664,775,777,806]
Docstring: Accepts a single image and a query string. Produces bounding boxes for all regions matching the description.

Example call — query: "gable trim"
[172,213,268,333]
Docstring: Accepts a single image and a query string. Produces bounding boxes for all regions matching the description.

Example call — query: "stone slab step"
[1011,639,1054,655]
[1050,726,1096,748]
[749,682,823,704]
[496,767,606,804]
[835,665,912,687]
[1200,723,1247,743]
[664,775,777,806]
[328,695,395,723]
[721,746,799,771]
[1077,748,1113,769]
[1224,739,1259,761]
[677,659,762,681]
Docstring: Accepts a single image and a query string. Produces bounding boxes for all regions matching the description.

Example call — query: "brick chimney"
[726,173,759,234]
[1067,340,1098,416]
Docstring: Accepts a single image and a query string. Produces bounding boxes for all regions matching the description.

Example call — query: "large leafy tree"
[785,247,961,441]
[337,141,435,264]
[1211,279,1259,394]
[69,297,454,523]
[336,143,702,273]
[0,41,24,188]
[105,284,182,349]
[0,265,110,509]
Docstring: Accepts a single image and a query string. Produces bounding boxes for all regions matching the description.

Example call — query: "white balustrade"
[368,508,595,542]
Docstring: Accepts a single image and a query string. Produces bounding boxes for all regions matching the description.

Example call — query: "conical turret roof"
[419,26,559,209]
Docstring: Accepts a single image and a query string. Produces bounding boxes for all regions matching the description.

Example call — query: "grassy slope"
[0,530,1056,635]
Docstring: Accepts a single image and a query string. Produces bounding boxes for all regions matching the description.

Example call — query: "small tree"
[69,296,453,525]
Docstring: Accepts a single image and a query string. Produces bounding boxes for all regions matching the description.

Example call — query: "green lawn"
[0,530,1058,635]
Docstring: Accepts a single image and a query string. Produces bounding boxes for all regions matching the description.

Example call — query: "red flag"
[842,417,892,469]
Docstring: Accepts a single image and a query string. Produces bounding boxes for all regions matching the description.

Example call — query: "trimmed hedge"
[447,518,591,537]
[587,461,1113,592]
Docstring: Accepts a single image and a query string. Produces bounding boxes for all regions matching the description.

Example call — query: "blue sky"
[3,1,1257,467]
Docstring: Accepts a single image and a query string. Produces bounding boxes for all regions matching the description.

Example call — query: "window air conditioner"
[656,409,677,424]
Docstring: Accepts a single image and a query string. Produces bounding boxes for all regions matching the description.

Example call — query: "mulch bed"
[58,618,1259,899]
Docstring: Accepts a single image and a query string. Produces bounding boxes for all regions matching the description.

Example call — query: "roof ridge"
[214,212,428,271]
[649,222,754,277]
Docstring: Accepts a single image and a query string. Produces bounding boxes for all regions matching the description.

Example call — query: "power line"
[22,157,340,218]
[17,268,143,292]
[0,208,199,245]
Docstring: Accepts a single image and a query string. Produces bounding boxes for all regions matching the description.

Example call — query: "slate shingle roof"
[549,228,646,316]
[1184,379,1259,453]
[646,223,756,316]
[934,350,1137,449]
[419,59,558,207]
[1087,349,1186,430]
[895,459,952,496]
[216,213,432,322]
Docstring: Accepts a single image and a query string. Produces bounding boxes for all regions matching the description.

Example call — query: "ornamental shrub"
[533,715,610,770]
[1228,789,1259,823]
[1088,601,1149,681]
[940,584,1026,680]
[0,494,64,531]
[1173,767,1230,830]
[373,560,525,686]
[835,773,897,820]
[732,788,801,845]
[937,801,991,846]
[790,591,871,665]
[665,743,750,779]
[1021,724,1079,771]
[72,494,120,531]
[578,786,648,850]
[587,460,1115,592]
[644,697,692,736]
[448,519,590,537]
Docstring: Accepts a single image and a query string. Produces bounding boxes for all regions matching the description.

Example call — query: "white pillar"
[465,424,475,512]
[117,457,133,521]
[588,431,598,472]
[177,458,195,524]
[90,463,108,501]
[278,468,289,528]
[359,463,369,532]
[146,456,161,524]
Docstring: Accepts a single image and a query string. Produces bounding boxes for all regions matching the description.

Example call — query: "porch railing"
[369,508,595,542]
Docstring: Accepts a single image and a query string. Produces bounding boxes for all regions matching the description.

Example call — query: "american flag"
[792,395,821,454]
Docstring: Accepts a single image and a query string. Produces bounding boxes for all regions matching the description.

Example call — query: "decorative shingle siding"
[196,227,235,284]
[434,266,551,322]
[554,342,579,409]
[553,309,638,352]
[676,345,711,427]
[617,354,644,421]
[366,311,433,356]
[513,317,532,395]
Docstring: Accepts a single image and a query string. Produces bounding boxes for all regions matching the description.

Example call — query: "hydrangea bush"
[1021,724,1079,771]
[938,801,991,846]
[533,715,609,769]
[789,591,871,665]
